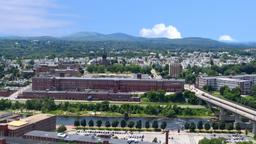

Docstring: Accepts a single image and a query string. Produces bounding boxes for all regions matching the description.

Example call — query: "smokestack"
[165,130,169,144]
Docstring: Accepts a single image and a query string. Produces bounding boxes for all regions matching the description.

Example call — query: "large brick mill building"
[19,77,184,101]
[32,77,184,92]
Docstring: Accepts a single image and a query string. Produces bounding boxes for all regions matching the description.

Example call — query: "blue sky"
[0,0,255,42]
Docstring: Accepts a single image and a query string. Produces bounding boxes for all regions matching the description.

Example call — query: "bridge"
[185,84,256,134]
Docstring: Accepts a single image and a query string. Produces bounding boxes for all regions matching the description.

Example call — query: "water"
[56,116,209,130]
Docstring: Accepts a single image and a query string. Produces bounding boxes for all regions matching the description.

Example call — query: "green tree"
[105,121,111,127]
[111,120,119,127]
[152,121,159,129]
[184,122,190,129]
[220,86,229,96]
[197,121,203,130]
[235,123,241,131]
[204,122,211,131]
[120,120,127,128]
[128,121,135,128]
[145,121,150,129]
[251,85,256,96]
[198,138,226,144]
[88,120,94,127]
[57,125,67,133]
[219,122,225,130]
[81,119,86,127]
[96,120,102,127]
[74,119,80,127]
[226,123,234,131]
[135,120,142,129]
[189,122,196,132]
[212,122,219,130]
[160,122,167,130]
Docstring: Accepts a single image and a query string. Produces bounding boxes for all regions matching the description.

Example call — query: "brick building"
[32,77,185,92]
[0,114,56,137]
[169,63,182,78]
[19,90,140,101]
[19,77,184,101]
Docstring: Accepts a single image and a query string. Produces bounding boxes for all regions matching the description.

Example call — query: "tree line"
[184,121,241,132]
[180,61,256,84]
[73,119,167,130]
[0,98,211,118]
[218,86,256,109]
[141,90,202,105]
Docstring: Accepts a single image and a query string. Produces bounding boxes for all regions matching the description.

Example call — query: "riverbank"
[48,109,214,119]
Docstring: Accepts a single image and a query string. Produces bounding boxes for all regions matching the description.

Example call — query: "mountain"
[0,31,255,58]
[62,32,248,48]
[62,32,139,41]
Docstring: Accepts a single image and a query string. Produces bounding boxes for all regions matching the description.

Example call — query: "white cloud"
[0,0,71,36]
[139,23,182,39]
[218,35,235,42]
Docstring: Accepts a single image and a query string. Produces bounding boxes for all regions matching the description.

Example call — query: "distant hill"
[0,32,255,58]
[62,32,249,48]
[62,32,139,41]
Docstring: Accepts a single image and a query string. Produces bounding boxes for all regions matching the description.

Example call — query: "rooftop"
[24,130,154,144]
[8,114,54,130]
[34,76,185,82]
[216,77,250,82]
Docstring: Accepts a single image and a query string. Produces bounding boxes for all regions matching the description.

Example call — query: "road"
[4,84,32,100]
[185,84,256,122]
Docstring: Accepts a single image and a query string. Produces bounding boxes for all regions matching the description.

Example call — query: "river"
[56,116,209,130]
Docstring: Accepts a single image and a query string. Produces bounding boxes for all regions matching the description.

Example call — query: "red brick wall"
[0,90,15,97]
[19,91,140,101]
[32,77,184,92]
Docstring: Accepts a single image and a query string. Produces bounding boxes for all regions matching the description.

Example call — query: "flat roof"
[200,74,256,79]
[8,120,28,127]
[34,76,185,82]
[216,77,249,82]
[8,114,54,130]
[24,90,133,95]
[24,130,154,144]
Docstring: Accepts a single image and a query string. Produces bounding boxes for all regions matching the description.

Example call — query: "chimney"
[165,130,169,144]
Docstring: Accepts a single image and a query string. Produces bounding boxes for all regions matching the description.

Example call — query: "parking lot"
[67,129,252,144]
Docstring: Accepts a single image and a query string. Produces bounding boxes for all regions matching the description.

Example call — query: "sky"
[0,0,256,42]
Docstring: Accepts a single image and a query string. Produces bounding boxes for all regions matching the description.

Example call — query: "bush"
[198,138,226,144]
[57,125,67,133]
